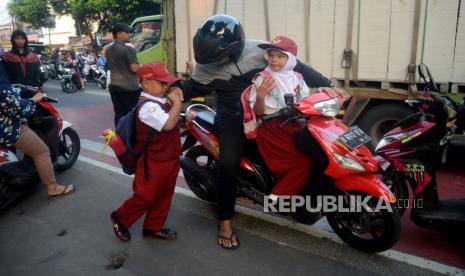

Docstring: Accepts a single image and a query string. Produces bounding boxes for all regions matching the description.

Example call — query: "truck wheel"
[358,103,414,150]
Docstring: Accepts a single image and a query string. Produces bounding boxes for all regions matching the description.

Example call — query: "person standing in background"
[106,23,141,126]
[1,29,41,87]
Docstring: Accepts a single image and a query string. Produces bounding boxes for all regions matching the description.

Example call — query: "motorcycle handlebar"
[11,84,58,103]
[260,107,302,123]
[417,95,434,104]
[42,96,58,103]
[405,96,434,105]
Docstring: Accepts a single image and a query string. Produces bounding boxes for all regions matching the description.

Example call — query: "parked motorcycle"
[61,62,82,93]
[0,85,80,209]
[181,91,401,253]
[39,63,49,85]
[88,64,107,89]
[376,64,465,233]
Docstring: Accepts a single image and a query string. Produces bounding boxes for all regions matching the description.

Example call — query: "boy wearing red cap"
[110,62,183,242]
[248,35,313,199]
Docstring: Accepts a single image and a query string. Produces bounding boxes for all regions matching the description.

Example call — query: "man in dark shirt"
[1,29,41,87]
[106,23,141,125]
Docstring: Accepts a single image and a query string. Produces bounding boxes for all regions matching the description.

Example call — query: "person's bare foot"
[217,219,239,249]
[48,184,75,197]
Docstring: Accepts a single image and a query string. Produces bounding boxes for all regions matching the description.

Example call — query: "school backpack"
[103,98,164,177]
[241,71,304,139]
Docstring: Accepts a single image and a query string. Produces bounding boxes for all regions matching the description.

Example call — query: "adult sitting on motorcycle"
[247,35,349,200]
[171,14,335,250]
[64,51,85,91]
[1,29,41,87]
[0,63,74,197]
[81,51,97,81]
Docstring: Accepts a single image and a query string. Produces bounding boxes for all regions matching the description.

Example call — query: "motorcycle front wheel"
[56,128,80,172]
[326,192,401,253]
[382,167,410,217]
[61,79,77,93]
[97,77,107,89]
[183,145,217,203]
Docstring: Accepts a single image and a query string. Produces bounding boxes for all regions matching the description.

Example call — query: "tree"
[51,0,161,44]
[8,0,56,29]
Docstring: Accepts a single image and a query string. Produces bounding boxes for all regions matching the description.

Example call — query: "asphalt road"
[0,79,455,275]
[0,159,439,276]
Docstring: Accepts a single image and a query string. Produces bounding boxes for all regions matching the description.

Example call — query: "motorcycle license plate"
[338,126,371,150]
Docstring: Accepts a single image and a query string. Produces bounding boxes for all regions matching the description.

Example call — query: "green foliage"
[8,0,161,47]
[8,0,56,29]
[50,0,161,36]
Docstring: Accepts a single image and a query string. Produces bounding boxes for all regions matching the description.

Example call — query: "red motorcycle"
[181,90,401,253]
[0,85,80,208]
[376,64,465,233]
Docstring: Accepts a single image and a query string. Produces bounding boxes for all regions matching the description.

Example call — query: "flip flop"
[217,227,240,250]
[48,185,75,198]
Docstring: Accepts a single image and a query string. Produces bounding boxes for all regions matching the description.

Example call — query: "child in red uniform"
[249,36,313,199]
[249,36,349,200]
[110,62,183,242]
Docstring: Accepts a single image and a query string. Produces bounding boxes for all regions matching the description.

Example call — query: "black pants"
[109,85,141,126]
[214,111,246,220]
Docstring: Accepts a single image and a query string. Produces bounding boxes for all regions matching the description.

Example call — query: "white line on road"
[76,154,465,275]
[83,90,111,97]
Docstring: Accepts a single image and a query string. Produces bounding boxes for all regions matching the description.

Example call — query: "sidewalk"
[0,160,443,276]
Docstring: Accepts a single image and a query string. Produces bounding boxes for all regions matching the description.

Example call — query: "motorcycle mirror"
[418,63,429,81]
[418,63,439,92]
[284,93,295,106]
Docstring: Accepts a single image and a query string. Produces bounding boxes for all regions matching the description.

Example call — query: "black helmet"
[193,14,245,64]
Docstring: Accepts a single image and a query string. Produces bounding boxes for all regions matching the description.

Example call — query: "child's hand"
[167,91,182,105]
[168,86,184,101]
[253,76,275,99]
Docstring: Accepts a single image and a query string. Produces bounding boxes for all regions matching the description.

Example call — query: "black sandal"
[217,226,240,250]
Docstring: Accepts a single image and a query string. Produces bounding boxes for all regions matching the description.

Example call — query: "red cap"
[258,35,298,56]
[138,62,178,83]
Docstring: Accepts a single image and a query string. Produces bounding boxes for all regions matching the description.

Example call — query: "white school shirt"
[249,73,310,115]
[138,92,169,132]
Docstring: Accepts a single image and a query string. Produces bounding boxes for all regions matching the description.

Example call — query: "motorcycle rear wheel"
[56,128,80,172]
[183,145,217,203]
[326,192,401,253]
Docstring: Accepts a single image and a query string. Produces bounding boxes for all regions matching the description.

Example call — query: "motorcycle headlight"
[314,97,340,117]
[375,128,421,151]
[333,153,366,171]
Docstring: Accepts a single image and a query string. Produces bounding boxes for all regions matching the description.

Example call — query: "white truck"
[131,0,465,146]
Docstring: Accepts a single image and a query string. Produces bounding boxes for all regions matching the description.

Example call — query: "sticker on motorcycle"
[405,163,425,184]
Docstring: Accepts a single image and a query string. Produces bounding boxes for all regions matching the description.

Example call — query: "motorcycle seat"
[195,111,217,134]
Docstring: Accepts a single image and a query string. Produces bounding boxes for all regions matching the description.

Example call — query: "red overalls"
[256,117,313,196]
[116,102,181,231]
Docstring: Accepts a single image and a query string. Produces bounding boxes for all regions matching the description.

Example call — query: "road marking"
[83,90,111,97]
[77,154,465,275]
[81,139,115,157]
[80,138,184,176]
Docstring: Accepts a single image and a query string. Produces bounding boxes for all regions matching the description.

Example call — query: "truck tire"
[358,103,414,150]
